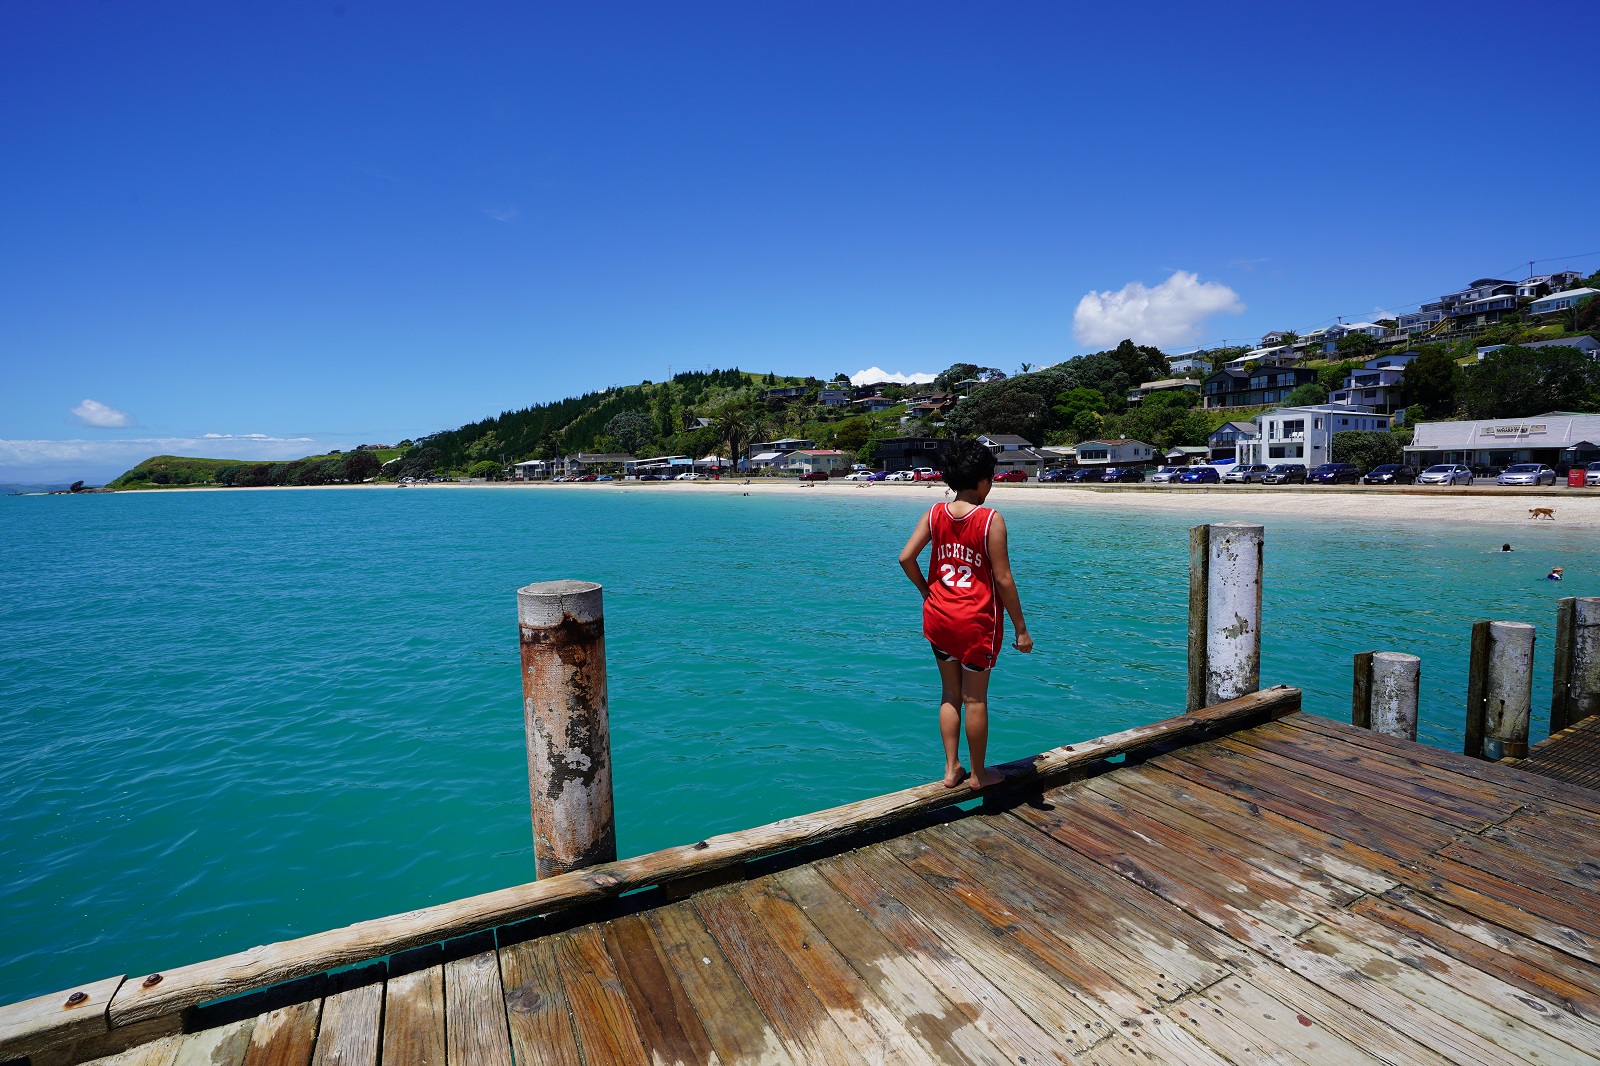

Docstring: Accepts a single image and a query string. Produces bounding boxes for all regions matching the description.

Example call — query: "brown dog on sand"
[1529,507,1555,520]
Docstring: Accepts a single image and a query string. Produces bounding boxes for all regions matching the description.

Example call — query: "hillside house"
[760,386,809,401]
[976,433,1048,476]
[1529,288,1599,318]
[1517,272,1583,299]
[1074,439,1155,466]
[1477,335,1600,360]
[786,449,850,475]
[1166,354,1212,375]
[1202,366,1319,409]
[1236,405,1390,469]
[1424,278,1522,329]
[1126,378,1202,405]
[853,396,899,414]
[819,387,849,407]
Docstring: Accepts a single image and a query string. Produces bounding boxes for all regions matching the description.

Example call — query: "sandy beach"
[139,477,1600,531]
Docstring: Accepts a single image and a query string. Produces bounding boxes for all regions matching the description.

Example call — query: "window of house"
[1314,418,1323,429]
[1283,420,1304,435]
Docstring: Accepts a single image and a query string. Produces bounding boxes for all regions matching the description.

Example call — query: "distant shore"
[78,477,1600,530]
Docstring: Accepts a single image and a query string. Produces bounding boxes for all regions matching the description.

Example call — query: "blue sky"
[3,1,1597,482]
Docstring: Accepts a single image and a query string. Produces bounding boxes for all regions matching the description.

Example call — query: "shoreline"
[57,478,1600,530]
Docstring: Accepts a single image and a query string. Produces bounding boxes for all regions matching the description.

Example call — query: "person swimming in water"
[1501,543,1513,552]
[1548,566,1564,581]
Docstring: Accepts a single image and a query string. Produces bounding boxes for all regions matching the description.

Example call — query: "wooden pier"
[8,690,1600,1065]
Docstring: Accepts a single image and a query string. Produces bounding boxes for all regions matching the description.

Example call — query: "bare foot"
[942,766,968,788]
[968,765,1004,790]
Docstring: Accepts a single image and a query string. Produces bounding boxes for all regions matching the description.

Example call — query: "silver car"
[1222,463,1271,484]
[1417,464,1473,486]
[1496,463,1556,486]
[1149,467,1185,483]
[1588,462,1600,487]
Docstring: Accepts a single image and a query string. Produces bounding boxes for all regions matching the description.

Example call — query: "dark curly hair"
[941,437,997,491]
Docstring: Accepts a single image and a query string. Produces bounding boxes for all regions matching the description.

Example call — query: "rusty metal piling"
[517,579,617,878]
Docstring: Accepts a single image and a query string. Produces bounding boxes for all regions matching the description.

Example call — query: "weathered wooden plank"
[645,902,796,1066]
[171,1019,255,1066]
[1281,711,1600,817]
[31,1016,185,1066]
[1096,1012,1238,1066]
[241,999,321,1066]
[550,926,648,1066]
[309,981,382,1066]
[768,865,1004,1066]
[78,1033,185,1066]
[1235,722,1523,821]
[812,854,1075,1065]
[1297,923,1600,1065]
[1006,803,1522,1065]
[101,688,1302,1029]
[1191,977,1385,1065]
[945,815,1232,997]
[1080,774,1368,904]
[737,875,940,1065]
[984,808,1461,1066]
[380,965,445,1066]
[499,937,581,1066]
[847,846,1115,1052]
[0,973,124,1062]
[601,913,719,1066]
[1440,832,1600,910]
[692,885,867,1065]
[1352,891,1600,1026]
[443,950,513,1066]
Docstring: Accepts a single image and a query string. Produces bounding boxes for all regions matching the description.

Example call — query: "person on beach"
[898,438,1032,791]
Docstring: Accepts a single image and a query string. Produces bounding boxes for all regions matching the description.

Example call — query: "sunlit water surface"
[1,486,1592,1002]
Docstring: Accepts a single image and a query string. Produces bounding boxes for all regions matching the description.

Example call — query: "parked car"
[1149,467,1186,483]
[1101,466,1145,483]
[1261,464,1307,484]
[867,470,891,481]
[1039,467,1070,482]
[576,474,598,482]
[1362,464,1417,485]
[994,469,1028,482]
[595,475,613,482]
[1587,462,1600,487]
[675,472,708,481]
[1063,467,1101,482]
[1307,462,1362,485]
[885,470,914,481]
[1496,463,1557,487]
[912,468,943,482]
[1222,463,1271,484]
[799,470,831,481]
[1178,466,1220,484]
[843,470,875,481]
[1417,464,1473,486]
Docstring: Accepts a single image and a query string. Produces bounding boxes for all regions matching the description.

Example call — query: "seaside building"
[1074,439,1156,466]
[786,449,850,476]
[876,436,949,472]
[1201,365,1319,409]
[1126,378,1201,406]
[1235,404,1390,469]
[1327,355,1417,414]
[1208,420,1259,461]
[1406,411,1600,472]
[1476,334,1600,360]
[976,433,1048,476]
[626,454,696,476]
[744,438,815,471]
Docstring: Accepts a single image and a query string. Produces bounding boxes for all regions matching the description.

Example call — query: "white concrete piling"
[1188,523,1264,713]
[1369,652,1421,742]
[517,580,617,878]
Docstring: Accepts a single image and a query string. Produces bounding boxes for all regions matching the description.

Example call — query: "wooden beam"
[88,686,1299,1032]
[0,974,123,1061]
[1465,619,1491,759]
[1351,650,1374,730]
[1552,597,1576,735]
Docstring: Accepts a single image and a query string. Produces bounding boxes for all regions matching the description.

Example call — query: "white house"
[1236,405,1390,468]
[1225,345,1296,371]
[1477,335,1600,360]
[1406,411,1600,471]
[1166,354,1212,375]
[1329,362,1406,414]
[786,449,850,475]
[1127,378,1202,405]
[1074,439,1155,466]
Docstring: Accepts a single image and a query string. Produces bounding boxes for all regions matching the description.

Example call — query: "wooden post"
[1351,650,1375,729]
[1468,620,1535,761]
[1187,523,1263,713]
[1552,597,1600,734]
[1369,652,1421,742]
[517,580,617,878]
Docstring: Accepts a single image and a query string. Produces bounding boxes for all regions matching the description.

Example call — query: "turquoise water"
[1,486,1592,1004]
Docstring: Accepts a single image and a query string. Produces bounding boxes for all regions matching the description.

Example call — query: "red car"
[799,470,831,481]
[994,470,1028,482]
[913,468,943,482]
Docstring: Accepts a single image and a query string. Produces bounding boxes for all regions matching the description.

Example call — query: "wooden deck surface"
[1511,714,1600,790]
[58,711,1600,1066]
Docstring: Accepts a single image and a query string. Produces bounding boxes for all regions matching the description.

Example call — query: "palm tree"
[712,403,754,473]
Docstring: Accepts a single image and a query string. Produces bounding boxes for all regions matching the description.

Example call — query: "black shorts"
[931,643,991,673]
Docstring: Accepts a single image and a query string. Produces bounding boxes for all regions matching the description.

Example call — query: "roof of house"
[1211,421,1259,436]
[748,452,785,462]
[1479,335,1599,354]
[1136,378,1200,390]
[794,449,846,456]
[1531,288,1600,304]
[1077,438,1152,448]
[1408,411,1600,451]
[978,433,1035,446]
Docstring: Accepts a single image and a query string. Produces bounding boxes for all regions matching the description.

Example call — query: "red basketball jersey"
[922,503,1003,669]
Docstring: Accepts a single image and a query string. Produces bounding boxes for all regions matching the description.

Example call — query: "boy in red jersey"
[897,438,1032,791]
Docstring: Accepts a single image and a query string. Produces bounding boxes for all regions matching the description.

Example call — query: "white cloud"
[850,367,936,385]
[71,399,136,428]
[0,435,321,485]
[1073,271,1245,349]
[484,207,520,223]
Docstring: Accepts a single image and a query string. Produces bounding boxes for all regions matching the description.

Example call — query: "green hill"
[109,449,401,489]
